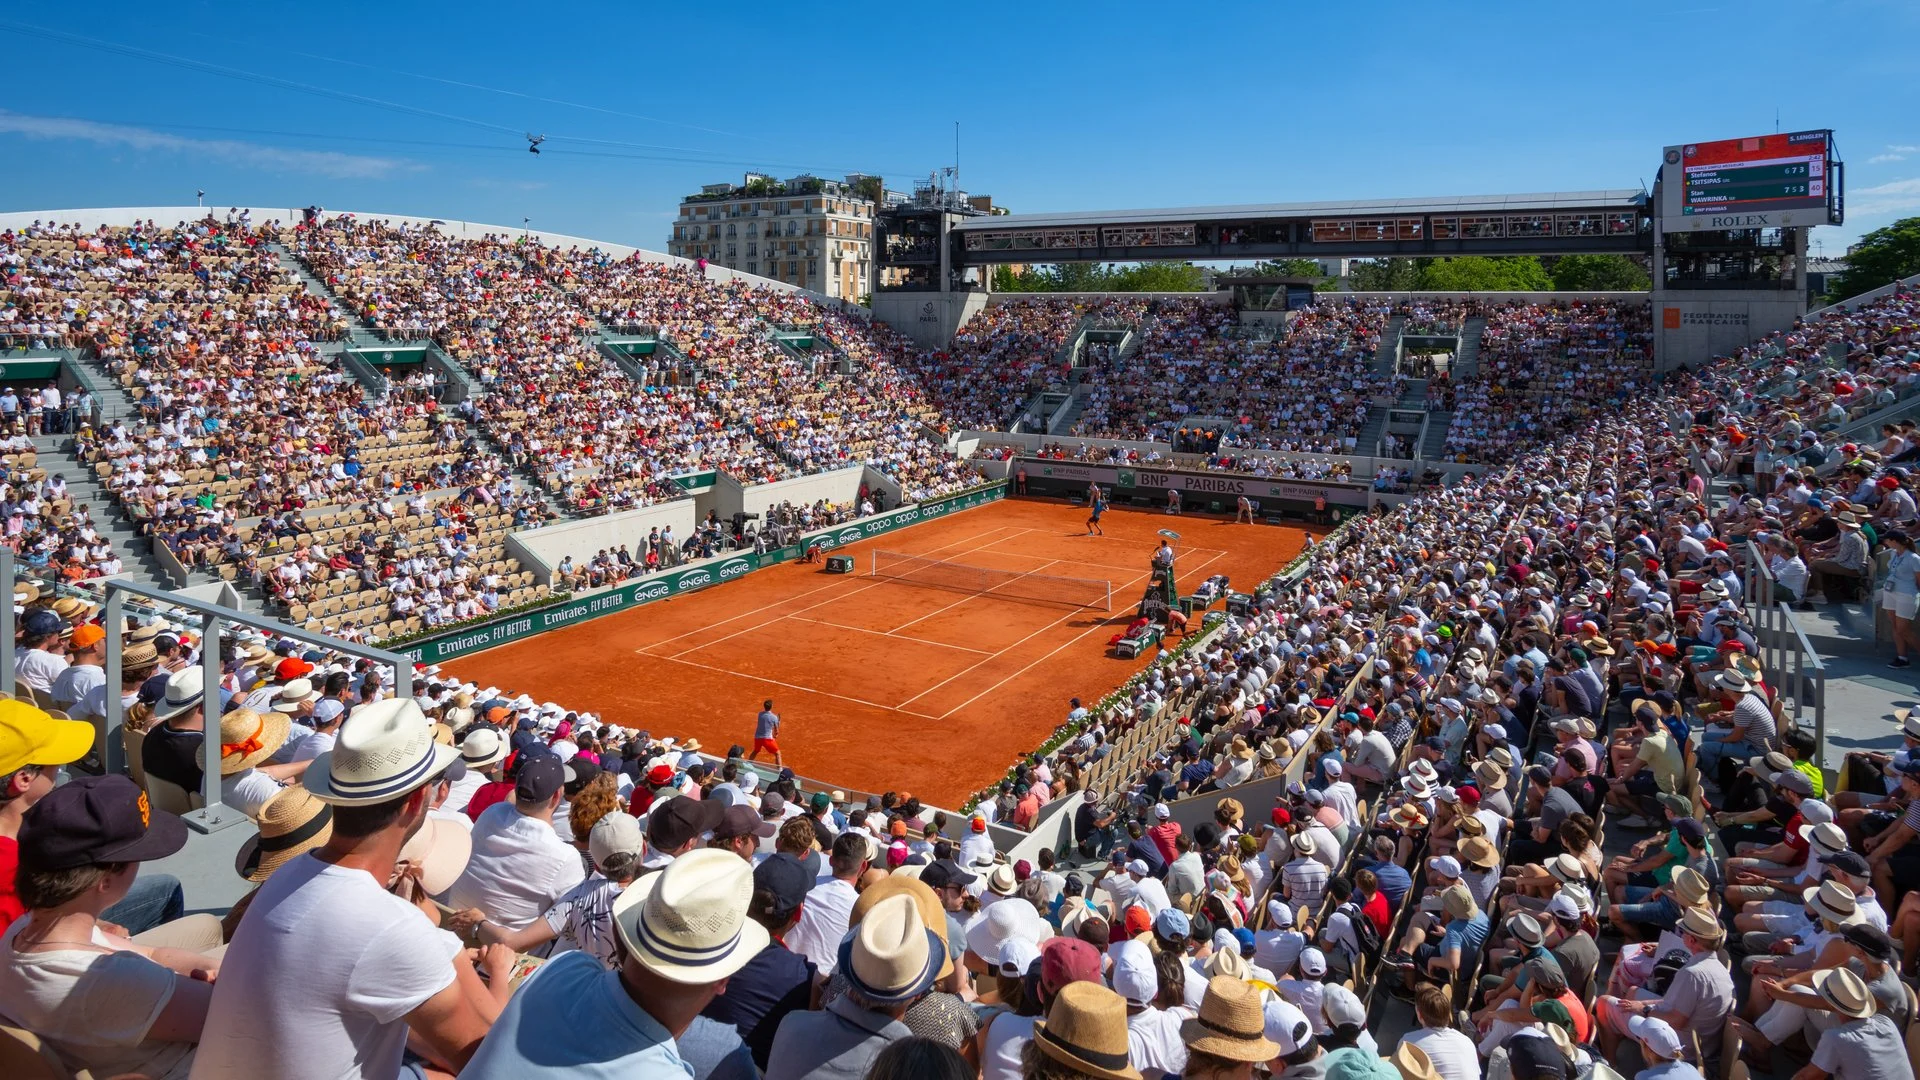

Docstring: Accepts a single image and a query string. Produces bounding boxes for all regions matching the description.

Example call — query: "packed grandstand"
[2,206,1920,1080]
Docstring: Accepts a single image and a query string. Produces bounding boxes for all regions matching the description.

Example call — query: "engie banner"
[795,480,1007,553]
[392,480,1009,663]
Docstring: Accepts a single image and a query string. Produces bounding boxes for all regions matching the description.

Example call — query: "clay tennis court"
[446,498,1317,807]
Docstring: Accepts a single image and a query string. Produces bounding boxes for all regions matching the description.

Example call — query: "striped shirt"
[1282,856,1329,912]
[1731,692,1778,749]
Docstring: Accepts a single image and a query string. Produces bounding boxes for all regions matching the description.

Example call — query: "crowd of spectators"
[1441,301,1653,462]
[5,246,1920,1080]
[1072,300,1399,455]
[909,297,1151,430]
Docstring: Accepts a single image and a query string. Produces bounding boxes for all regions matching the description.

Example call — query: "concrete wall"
[696,472,747,523]
[1649,289,1808,372]
[505,500,699,583]
[739,464,865,517]
[869,289,989,350]
[860,465,903,508]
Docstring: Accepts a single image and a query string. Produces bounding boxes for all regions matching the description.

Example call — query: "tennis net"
[869,549,1112,610]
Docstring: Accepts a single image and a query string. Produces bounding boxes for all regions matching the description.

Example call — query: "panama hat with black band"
[611,847,767,984]
[1033,981,1143,1080]
[304,699,458,806]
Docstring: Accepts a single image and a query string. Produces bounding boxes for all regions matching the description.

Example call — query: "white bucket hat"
[612,848,767,984]
[305,699,458,805]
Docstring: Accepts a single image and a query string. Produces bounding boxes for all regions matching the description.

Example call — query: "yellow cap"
[0,700,95,776]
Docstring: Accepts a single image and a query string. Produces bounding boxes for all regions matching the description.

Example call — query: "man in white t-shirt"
[443,756,585,936]
[48,623,106,713]
[783,832,868,975]
[13,610,69,695]
[1400,982,1481,1080]
[192,699,506,1080]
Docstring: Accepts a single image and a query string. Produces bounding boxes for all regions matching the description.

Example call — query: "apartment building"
[668,173,888,301]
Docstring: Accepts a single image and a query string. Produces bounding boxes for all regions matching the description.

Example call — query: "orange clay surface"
[446,498,1318,807]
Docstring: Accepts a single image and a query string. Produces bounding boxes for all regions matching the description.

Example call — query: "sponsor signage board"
[1019,459,1368,506]
[394,481,1009,662]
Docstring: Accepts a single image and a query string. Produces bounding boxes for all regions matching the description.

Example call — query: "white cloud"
[1890,145,1920,153]
[1848,177,1920,216]
[1870,153,1907,164]
[0,111,419,180]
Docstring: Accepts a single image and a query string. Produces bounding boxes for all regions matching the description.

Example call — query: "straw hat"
[1392,1042,1441,1080]
[233,789,333,882]
[851,874,955,980]
[1182,975,1281,1062]
[305,699,458,806]
[1813,967,1878,1020]
[838,893,944,1004]
[152,669,206,722]
[1804,880,1865,927]
[986,863,1019,897]
[1388,803,1429,829]
[459,727,510,769]
[201,707,291,776]
[1546,853,1585,884]
[611,848,768,984]
[396,813,473,894]
[1206,944,1251,981]
[1458,836,1498,871]
[1676,906,1725,946]
[121,642,159,670]
[1671,866,1711,907]
[1033,981,1143,1080]
[1473,759,1508,789]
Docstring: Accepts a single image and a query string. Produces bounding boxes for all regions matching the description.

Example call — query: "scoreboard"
[1658,130,1841,233]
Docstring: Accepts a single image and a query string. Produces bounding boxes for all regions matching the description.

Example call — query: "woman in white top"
[1880,529,1920,668]
[0,775,219,1080]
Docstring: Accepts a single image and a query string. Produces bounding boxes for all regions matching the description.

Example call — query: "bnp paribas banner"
[797,480,1007,553]
[392,479,1009,663]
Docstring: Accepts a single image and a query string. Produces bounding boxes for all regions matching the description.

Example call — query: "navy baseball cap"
[750,853,811,921]
[515,755,565,802]
[19,774,187,869]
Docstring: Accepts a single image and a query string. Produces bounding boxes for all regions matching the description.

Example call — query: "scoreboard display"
[1659,129,1841,232]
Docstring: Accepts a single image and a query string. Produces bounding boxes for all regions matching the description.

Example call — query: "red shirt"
[1361,889,1390,938]
[0,837,20,928]
[464,781,515,822]
[1148,822,1183,865]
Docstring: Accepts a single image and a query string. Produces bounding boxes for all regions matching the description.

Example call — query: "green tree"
[989,261,1207,292]
[1243,258,1338,290]
[1825,217,1920,303]
[1107,261,1209,291]
[851,175,885,205]
[1548,254,1651,291]
[1416,256,1552,292]
[1348,258,1422,291]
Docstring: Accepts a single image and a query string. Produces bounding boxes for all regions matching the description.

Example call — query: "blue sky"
[2,1,1914,257]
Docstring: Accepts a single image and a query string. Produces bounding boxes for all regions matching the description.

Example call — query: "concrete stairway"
[30,434,191,591]
[1453,316,1487,378]
[266,243,386,352]
[1374,315,1405,375]
[1049,386,1092,435]
[1419,412,1454,459]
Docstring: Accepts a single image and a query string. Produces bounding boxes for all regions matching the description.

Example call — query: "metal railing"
[100,578,415,834]
[1737,540,1829,761]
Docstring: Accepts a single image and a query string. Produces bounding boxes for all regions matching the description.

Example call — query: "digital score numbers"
[1677,131,1830,216]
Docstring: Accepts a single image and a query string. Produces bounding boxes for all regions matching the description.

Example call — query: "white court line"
[893,563,1158,712]
[641,653,944,720]
[658,527,1032,659]
[881,557,1063,635]
[635,525,1019,655]
[787,616,994,655]
[931,548,1229,721]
